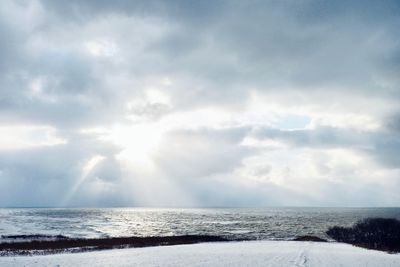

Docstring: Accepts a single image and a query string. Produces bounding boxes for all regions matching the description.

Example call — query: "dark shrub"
[326,218,400,252]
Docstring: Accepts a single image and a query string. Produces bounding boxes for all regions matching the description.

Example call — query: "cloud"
[0,0,399,206]
[0,132,122,207]
[250,123,400,168]
[153,127,252,179]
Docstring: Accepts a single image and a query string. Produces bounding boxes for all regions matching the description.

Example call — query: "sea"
[1,207,399,243]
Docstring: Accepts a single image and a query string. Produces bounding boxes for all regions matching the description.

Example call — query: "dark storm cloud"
[2,0,400,125]
[21,2,400,89]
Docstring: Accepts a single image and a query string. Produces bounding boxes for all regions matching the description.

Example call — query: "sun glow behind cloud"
[100,123,164,170]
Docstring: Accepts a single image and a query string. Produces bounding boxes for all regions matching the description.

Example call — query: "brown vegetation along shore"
[0,235,228,256]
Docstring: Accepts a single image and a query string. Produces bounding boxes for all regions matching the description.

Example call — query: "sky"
[0,0,399,207]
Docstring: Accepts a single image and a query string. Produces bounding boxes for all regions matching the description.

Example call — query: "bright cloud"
[0,125,66,150]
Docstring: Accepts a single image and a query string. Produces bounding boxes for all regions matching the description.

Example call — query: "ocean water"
[0,207,399,242]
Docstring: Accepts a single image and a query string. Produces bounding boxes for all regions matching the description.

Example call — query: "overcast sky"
[1,0,399,207]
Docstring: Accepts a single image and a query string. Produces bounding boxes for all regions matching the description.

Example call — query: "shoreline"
[0,235,231,256]
[2,232,397,257]
[0,234,337,256]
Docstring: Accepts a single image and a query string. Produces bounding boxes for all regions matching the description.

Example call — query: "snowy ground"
[1,241,400,267]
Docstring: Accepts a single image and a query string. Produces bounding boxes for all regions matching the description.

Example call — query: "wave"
[1,234,69,242]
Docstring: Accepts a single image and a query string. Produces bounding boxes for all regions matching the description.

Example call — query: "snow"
[1,241,400,267]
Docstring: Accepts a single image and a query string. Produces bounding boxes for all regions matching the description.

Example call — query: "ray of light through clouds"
[0,0,400,207]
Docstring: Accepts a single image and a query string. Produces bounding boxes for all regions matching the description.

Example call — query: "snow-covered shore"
[1,240,400,267]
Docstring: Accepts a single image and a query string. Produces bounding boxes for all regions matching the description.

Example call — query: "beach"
[1,240,400,267]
